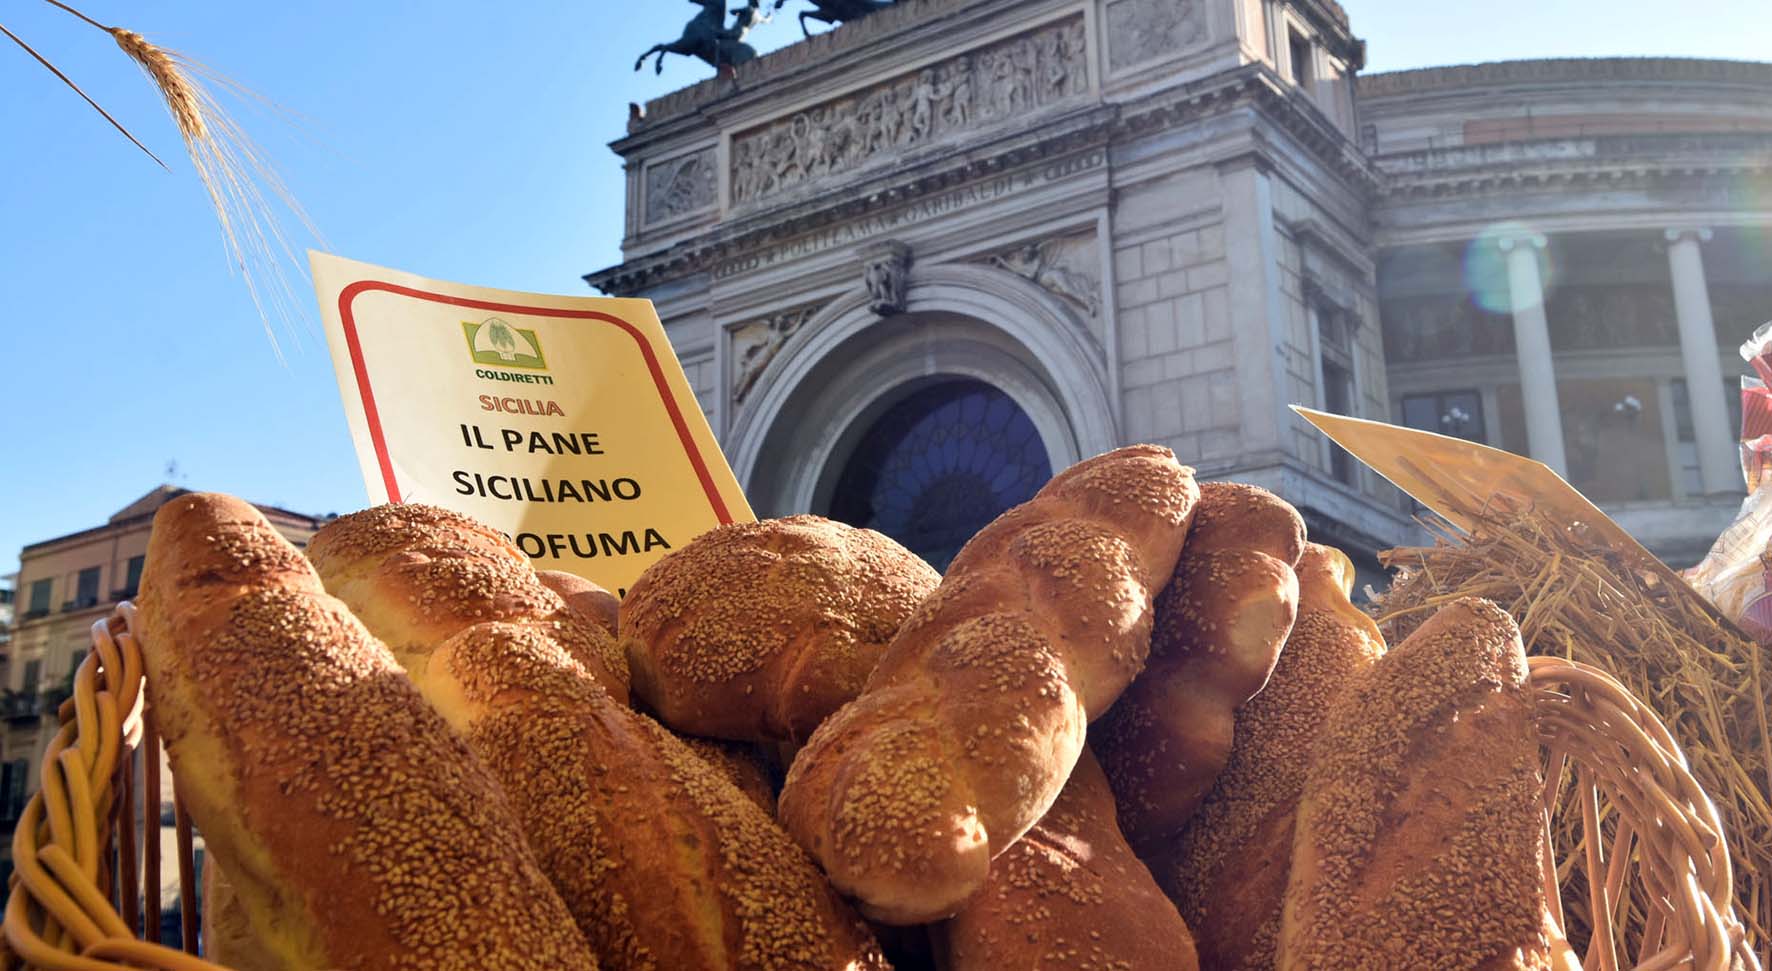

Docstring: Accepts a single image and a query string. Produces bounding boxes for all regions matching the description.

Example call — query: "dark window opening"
[73,567,100,610]
[1401,390,1487,443]
[1288,29,1314,88]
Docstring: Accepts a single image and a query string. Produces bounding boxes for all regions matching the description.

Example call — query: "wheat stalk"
[12,1,321,356]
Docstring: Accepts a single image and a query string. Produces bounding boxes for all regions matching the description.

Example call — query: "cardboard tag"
[313,252,753,596]
[1292,405,1677,582]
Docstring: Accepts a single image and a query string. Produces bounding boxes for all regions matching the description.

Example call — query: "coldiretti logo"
[463,318,547,370]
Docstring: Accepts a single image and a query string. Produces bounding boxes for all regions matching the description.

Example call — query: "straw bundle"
[1376,501,1772,966]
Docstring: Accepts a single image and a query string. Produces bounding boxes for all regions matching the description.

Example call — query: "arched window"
[828,379,1051,571]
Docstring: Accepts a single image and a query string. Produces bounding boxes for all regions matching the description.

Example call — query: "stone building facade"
[588,0,1772,574]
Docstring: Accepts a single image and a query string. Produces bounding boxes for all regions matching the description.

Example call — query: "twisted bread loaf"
[778,445,1198,924]
[936,748,1200,971]
[302,503,629,703]
[1279,597,1569,971]
[1093,481,1304,853]
[1159,544,1385,970]
[537,570,621,638]
[621,516,939,742]
[136,494,598,971]
[309,505,886,971]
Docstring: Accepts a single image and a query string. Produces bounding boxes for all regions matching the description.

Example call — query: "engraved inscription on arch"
[729,16,1088,205]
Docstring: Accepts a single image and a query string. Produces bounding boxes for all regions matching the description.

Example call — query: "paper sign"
[312,252,754,596]
[1293,405,1681,584]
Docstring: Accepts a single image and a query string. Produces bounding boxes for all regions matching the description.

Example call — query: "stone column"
[1499,232,1568,476]
[1665,227,1738,494]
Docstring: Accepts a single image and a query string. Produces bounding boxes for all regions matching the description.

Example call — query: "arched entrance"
[725,262,1118,533]
[826,379,1052,570]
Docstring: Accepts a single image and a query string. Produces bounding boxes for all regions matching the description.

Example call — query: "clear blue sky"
[2,0,1768,578]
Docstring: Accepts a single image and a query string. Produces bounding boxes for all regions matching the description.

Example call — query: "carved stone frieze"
[730,303,823,405]
[974,231,1101,318]
[1105,0,1206,73]
[644,148,717,224]
[729,16,1087,205]
[862,239,913,316]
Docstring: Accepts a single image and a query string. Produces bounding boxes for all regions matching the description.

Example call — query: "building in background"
[589,0,1772,577]
[0,486,330,901]
[1362,59,1772,564]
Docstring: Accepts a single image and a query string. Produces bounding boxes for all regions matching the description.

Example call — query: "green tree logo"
[463,318,547,370]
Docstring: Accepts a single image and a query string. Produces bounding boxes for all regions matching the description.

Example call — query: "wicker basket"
[1,606,1761,971]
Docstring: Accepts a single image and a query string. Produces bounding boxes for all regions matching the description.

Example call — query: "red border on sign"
[337,280,734,523]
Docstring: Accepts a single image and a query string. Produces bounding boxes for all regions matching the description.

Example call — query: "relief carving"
[1106,0,1206,72]
[862,239,914,316]
[731,303,823,405]
[976,232,1101,318]
[644,148,717,224]
[730,17,1087,204]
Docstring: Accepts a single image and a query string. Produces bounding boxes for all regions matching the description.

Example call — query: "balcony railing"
[0,693,42,722]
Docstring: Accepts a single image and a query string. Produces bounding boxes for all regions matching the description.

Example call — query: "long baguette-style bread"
[620,515,939,743]
[935,748,1200,971]
[135,493,599,971]
[1278,597,1570,971]
[308,504,886,971]
[778,445,1198,924]
[1158,543,1385,971]
[1093,481,1303,853]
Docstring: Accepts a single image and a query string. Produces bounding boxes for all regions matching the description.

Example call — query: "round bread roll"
[620,515,940,743]
[538,570,620,638]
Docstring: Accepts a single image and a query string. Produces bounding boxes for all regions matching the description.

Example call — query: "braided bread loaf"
[308,504,886,971]
[778,445,1198,924]
[936,748,1200,971]
[1159,543,1385,970]
[136,494,599,971]
[1093,481,1304,853]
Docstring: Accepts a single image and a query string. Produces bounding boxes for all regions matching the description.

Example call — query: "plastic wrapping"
[1683,321,1772,640]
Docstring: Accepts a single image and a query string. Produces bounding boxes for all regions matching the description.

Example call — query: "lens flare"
[1464,221,1557,315]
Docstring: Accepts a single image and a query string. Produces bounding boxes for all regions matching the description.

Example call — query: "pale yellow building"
[0,486,329,902]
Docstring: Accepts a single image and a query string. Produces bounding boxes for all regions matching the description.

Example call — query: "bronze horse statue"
[795,0,894,37]
[635,0,781,75]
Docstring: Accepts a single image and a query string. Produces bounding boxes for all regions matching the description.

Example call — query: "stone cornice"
[1375,132,1772,199]
[587,65,1380,296]
[1360,57,1772,101]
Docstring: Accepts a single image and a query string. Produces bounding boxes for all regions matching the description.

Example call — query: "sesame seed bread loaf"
[1278,597,1570,971]
[620,516,940,743]
[778,445,1199,925]
[135,493,600,971]
[309,505,889,971]
[677,734,780,816]
[537,570,621,638]
[1157,543,1386,971]
[1092,481,1305,854]
[303,504,631,704]
[934,748,1201,971]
